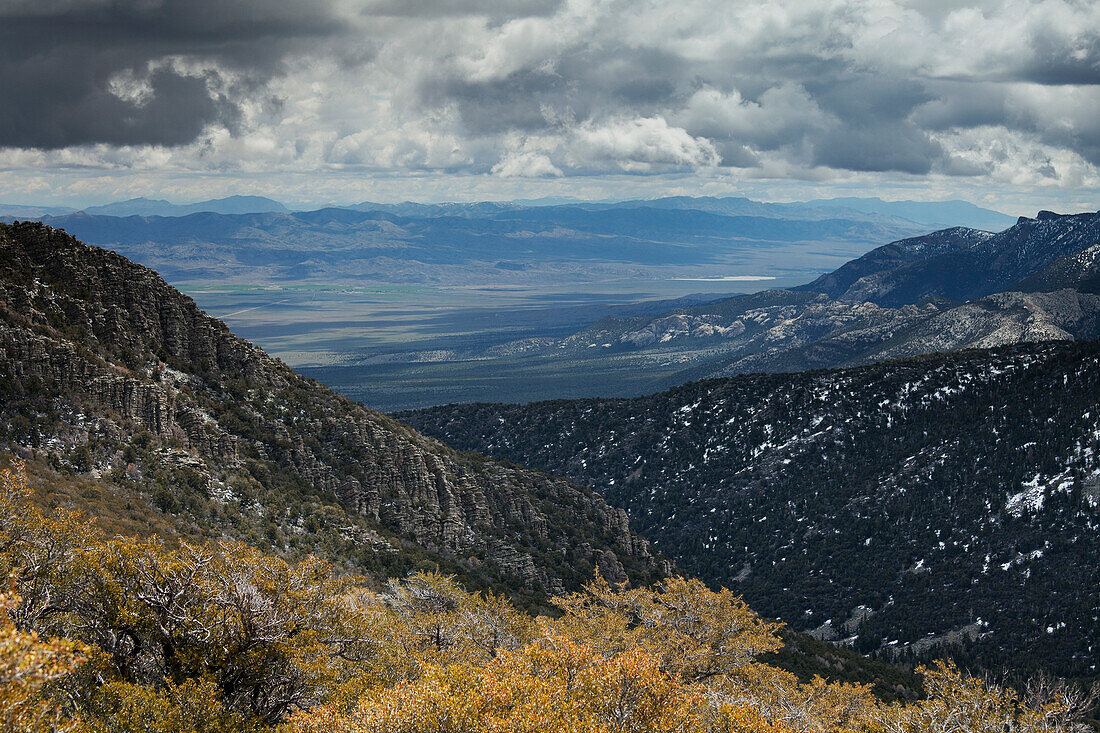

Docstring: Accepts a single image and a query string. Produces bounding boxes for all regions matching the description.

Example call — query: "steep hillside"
[794,227,993,299]
[0,222,662,606]
[699,289,1100,378]
[1016,242,1100,294]
[402,342,1100,678]
[822,211,1100,307]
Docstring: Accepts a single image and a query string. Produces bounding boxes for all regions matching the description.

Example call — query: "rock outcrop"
[0,222,660,597]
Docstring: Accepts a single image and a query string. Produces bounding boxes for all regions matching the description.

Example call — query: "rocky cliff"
[0,222,661,602]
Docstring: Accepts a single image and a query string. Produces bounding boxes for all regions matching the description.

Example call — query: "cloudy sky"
[0,0,1097,212]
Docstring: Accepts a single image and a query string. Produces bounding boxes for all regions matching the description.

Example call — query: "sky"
[0,0,1097,213]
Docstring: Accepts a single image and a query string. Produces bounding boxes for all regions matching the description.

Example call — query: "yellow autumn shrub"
[1,459,1090,733]
[77,678,262,733]
[287,634,721,733]
[0,582,86,732]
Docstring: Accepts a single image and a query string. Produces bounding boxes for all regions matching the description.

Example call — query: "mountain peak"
[821,211,1100,307]
[1020,210,1098,224]
[81,195,288,217]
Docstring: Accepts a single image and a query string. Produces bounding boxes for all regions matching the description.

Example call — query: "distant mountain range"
[347,196,1016,232]
[800,197,1017,231]
[0,195,287,219]
[0,203,78,218]
[2,194,1014,230]
[0,194,1017,294]
[591,196,1017,232]
[81,195,289,217]
[9,205,928,287]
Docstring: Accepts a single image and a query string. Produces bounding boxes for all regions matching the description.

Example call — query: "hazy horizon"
[0,191,1036,218]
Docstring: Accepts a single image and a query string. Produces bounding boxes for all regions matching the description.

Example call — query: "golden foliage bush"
[78,678,262,733]
[0,460,1091,733]
[0,583,86,733]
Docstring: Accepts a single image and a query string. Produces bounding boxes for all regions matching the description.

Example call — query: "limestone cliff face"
[0,222,659,594]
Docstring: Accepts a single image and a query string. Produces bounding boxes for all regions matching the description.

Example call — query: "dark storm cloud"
[421,44,690,138]
[364,0,563,18]
[422,71,569,135]
[1,0,1097,184]
[912,84,1009,130]
[794,76,945,173]
[807,76,934,124]
[814,122,946,174]
[0,66,238,149]
[0,0,350,149]
[558,46,688,107]
[1019,27,1100,85]
[713,142,760,168]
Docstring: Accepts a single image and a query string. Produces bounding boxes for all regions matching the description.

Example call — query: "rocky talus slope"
[0,222,661,602]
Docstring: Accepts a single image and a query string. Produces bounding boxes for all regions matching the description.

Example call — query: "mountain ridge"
[0,221,662,605]
[823,211,1100,307]
[794,227,994,299]
[81,195,289,217]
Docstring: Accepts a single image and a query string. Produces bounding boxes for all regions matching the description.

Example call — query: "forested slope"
[403,342,1100,678]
